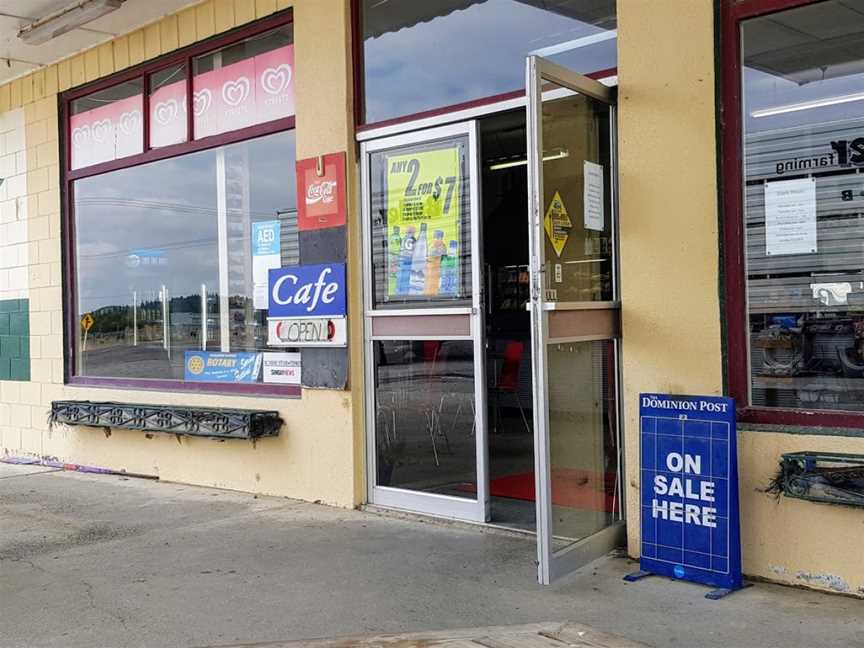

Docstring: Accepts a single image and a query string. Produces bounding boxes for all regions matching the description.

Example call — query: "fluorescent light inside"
[751,91,864,118]
[488,149,569,171]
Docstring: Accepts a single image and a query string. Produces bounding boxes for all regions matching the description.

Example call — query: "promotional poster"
[384,145,462,300]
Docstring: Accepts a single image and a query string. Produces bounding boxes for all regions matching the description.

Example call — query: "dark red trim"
[142,72,151,153]
[357,89,525,133]
[61,10,293,102]
[350,0,365,129]
[720,0,851,426]
[68,376,301,398]
[725,0,825,21]
[185,58,194,141]
[67,115,295,181]
[62,10,300,397]
[738,407,864,430]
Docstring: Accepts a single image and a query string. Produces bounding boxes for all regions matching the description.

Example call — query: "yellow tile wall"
[0,0,365,510]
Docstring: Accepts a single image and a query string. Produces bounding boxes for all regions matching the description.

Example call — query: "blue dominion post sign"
[629,393,744,598]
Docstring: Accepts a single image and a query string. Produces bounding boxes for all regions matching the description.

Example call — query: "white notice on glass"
[584,161,604,232]
[262,352,301,385]
[764,178,817,256]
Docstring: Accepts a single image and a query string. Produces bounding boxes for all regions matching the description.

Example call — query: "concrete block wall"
[0,0,366,509]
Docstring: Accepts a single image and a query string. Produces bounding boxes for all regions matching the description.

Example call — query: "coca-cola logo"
[154,99,179,125]
[261,64,292,95]
[305,180,337,205]
[119,110,141,135]
[72,125,90,148]
[91,119,112,143]
[193,89,212,116]
[222,77,250,107]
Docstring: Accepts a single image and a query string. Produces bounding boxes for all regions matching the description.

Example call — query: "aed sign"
[639,393,742,591]
[268,263,346,318]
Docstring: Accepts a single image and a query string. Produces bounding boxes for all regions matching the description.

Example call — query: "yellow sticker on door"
[544,191,572,257]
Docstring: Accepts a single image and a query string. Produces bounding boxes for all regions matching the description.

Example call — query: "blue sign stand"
[624,393,747,599]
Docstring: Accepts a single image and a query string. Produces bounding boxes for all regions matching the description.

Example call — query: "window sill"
[50,400,283,439]
[737,407,864,438]
[67,376,301,399]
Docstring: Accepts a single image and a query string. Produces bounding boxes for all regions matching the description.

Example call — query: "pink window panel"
[193,44,295,140]
[150,80,187,148]
[70,94,143,170]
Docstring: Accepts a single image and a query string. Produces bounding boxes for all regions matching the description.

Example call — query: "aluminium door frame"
[525,54,625,585]
[360,120,489,523]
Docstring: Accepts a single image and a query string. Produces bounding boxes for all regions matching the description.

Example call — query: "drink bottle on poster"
[410,222,428,295]
[385,144,462,300]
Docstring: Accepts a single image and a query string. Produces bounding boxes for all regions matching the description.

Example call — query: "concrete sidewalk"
[0,463,862,648]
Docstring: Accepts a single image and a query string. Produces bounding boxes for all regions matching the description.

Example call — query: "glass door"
[526,56,624,584]
[362,122,489,522]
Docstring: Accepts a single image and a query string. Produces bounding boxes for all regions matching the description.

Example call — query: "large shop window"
[735,1,864,417]
[359,0,616,124]
[66,21,297,391]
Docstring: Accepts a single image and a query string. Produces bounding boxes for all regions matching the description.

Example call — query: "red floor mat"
[460,470,616,512]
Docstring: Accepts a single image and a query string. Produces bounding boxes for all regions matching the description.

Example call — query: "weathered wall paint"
[0,0,365,509]
[618,0,864,598]
[0,0,862,598]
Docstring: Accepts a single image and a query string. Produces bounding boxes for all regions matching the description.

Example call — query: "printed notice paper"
[583,161,605,232]
[764,178,817,256]
[252,220,281,309]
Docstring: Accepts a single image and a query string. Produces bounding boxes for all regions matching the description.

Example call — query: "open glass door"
[526,56,624,584]
[362,122,489,523]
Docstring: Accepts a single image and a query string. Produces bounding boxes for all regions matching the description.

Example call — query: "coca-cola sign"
[296,152,347,231]
[306,180,337,205]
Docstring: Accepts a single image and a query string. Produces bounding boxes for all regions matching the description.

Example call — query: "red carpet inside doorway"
[459,470,617,513]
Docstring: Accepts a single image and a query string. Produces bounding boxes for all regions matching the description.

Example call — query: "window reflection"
[74,130,297,382]
[361,0,616,123]
[374,339,477,495]
[742,0,864,412]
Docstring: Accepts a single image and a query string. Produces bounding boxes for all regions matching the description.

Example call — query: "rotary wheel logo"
[187,355,205,376]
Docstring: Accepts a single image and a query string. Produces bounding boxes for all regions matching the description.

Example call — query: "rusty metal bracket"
[49,400,282,440]
[772,451,864,508]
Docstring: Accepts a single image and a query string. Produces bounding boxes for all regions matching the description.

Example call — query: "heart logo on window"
[119,110,141,135]
[91,119,112,143]
[193,89,212,116]
[154,99,179,126]
[260,64,292,95]
[72,125,90,147]
[222,77,250,107]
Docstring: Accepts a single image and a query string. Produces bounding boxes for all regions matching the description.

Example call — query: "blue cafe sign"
[268,263,346,318]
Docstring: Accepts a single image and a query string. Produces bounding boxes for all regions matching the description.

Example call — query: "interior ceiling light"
[488,149,569,171]
[751,91,864,118]
[18,0,123,45]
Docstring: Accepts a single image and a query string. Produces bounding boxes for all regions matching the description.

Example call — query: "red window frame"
[61,10,301,397]
[349,0,617,131]
[720,0,863,427]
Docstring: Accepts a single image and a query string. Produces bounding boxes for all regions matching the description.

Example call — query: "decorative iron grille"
[50,401,282,440]
[773,451,864,508]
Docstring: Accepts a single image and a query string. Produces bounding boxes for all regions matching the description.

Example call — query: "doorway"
[360,56,623,583]
[480,110,535,532]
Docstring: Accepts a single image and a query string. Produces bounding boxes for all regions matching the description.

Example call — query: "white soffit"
[0,0,199,85]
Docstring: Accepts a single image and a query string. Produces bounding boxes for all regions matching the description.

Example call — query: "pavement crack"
[0,469,63,480]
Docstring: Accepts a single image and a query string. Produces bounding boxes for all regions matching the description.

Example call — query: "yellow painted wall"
[618,0,864,597]
[0,0,366,508]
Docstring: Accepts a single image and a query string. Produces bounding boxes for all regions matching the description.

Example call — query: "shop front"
[0,0,863,596]
[356,1,622,583]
